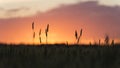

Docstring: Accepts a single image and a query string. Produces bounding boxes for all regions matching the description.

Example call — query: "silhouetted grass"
[0,43,120,68]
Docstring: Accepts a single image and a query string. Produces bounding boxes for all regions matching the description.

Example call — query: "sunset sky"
[0,0,120,44]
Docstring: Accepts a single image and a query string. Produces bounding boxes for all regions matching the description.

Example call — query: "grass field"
[0,43,120,68]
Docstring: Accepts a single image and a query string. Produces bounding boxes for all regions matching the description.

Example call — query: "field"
[0,43,120,68]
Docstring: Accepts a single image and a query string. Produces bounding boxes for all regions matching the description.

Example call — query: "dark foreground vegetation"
[0,43,120,68]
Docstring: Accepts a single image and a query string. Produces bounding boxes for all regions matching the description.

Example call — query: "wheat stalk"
[32,22,35,45]
[45,24,49,44]
[39,29,42,44]
[76,29,83,44]
[32,22,34,30]
[75,30,78,40]
[104,34,109,45]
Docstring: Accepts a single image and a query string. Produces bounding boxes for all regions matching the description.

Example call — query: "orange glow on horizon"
[0,19,120,45]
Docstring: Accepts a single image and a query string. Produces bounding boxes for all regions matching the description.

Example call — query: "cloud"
[0,7,4,10]
[0,7,30,18]
[6,7,29,13]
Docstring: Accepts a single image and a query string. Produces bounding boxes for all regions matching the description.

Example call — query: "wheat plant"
[104,34,109,45]
[32,22,35,45]
[45,24,49,44]
[75,29,83,44]
[39,29,42,44]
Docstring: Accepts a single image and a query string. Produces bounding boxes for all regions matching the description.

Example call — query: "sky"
[0,0,120,44]
[0,0,120,18]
